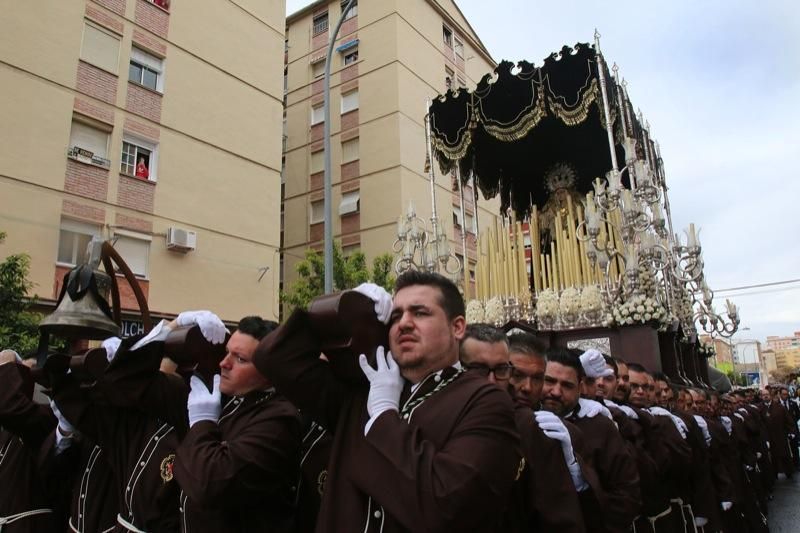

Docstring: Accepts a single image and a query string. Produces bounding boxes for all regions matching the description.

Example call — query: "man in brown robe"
[254,272,520,532]
[459,326,589,533]
[765,387,795,479]
[0,351,61,532]
[541,348,641,533]
[69,313,302,532]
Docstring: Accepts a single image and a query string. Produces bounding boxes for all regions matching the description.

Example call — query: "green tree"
[281,242,396,311]
[0,231,43,353]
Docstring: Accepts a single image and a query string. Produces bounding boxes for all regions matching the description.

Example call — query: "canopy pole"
[424,98,441,260]
[457,165,469,299]
[594,29,619,172]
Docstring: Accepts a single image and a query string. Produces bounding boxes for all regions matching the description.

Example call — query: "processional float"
[412,32,739,388]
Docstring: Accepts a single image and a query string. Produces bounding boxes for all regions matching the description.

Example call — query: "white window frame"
[310,150,324,174]
[68,119,111,167]
[341,137,359,163]
[112,231,151,279]
[341,0,357,20]
[311,103,324,125]
[311,58,325,79]
[80,22,121,74]
[341,90,359,114]
[312,12,329,35]
[442,25,453,48]
[454,36,464,58]
[310,200,324,224]
[57,219,101,266]
[339,191,360,216]
[129,47,164,93]
[121,135,158,181]
[343,48,358,66]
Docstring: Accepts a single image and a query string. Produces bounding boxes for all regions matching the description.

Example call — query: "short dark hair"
[603,354,618,376]
[394,271,465,320]
[463,323,508,345]
[508,333,546,358]
[652,371,669,383]
[545,347,585,380]
[626,362,651,376]
[237,316,277,341]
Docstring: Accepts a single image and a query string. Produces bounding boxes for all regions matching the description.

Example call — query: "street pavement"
[768,474,800,532]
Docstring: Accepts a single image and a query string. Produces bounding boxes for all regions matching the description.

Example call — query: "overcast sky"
[287,0,800,345]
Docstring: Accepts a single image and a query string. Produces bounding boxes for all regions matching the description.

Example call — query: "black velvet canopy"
[429,43,640,217]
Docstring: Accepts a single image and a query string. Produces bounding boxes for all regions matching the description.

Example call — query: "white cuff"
[131,320,172,351]
[54,426,74,455]
[568,461,589,492]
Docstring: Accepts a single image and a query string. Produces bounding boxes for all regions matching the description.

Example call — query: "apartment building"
[281,0,501,297]
[0,0,286,327]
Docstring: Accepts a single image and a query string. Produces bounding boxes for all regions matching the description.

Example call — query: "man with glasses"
[460,326,591,532]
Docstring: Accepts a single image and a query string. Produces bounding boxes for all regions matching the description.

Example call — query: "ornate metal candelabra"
[393,202,462,277]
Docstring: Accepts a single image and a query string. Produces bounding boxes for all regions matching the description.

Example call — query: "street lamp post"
[322,0,357,294]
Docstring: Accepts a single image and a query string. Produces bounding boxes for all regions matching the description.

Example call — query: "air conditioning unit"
[166,227,197,253]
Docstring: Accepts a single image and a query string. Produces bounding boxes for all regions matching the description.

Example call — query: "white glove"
[693,415,712,446]
[579,349,613,379]
[617,404,639,420]
[756,452,763,459]
[102,336,122,362]
[766,441,770,450]
[0,349,21,363]
[535,411,589,491]
[359,346,403,425]
[187,374,222,427]
[353,283,393,324]
[737,407,748,416]
[733,413,745,422]
[695,517,708,527]
[578,398,613,419]
[721,416,733,435]
[649,407,688,439]
[177,310,228,344]
[721,501,733,511]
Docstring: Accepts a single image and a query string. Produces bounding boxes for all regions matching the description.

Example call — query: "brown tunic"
[766,400,794,476]
[565,405,641,533]
[52,338,183,532]
[255,309,520,533]
[502,406,587,533]
[173,391,301,533]
[63,440,118,533]
[0,363,59,532]
[92,333,303,533]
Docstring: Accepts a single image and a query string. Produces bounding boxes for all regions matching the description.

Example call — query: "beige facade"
[0,0,286,326]
[775,347,800,371]
[281,0,501,299]
[766,332,800,352]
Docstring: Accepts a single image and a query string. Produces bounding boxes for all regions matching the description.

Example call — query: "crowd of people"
[1,271,798,532]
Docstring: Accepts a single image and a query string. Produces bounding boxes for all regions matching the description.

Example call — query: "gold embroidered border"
[481,94,547,142]
[548,78,599,126]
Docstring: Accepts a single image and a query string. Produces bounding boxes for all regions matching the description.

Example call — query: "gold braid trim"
[430,127,473,164]
[548,78,599,126]
[481,94,547,142]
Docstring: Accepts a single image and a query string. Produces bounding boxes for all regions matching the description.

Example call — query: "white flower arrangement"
[536,289,559,320]
[610,292,668,327]
[484,296,505,325]
[580,285,603,314]
[465,299,486,324]
[637,265,657,299]
[559,287,581,316]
